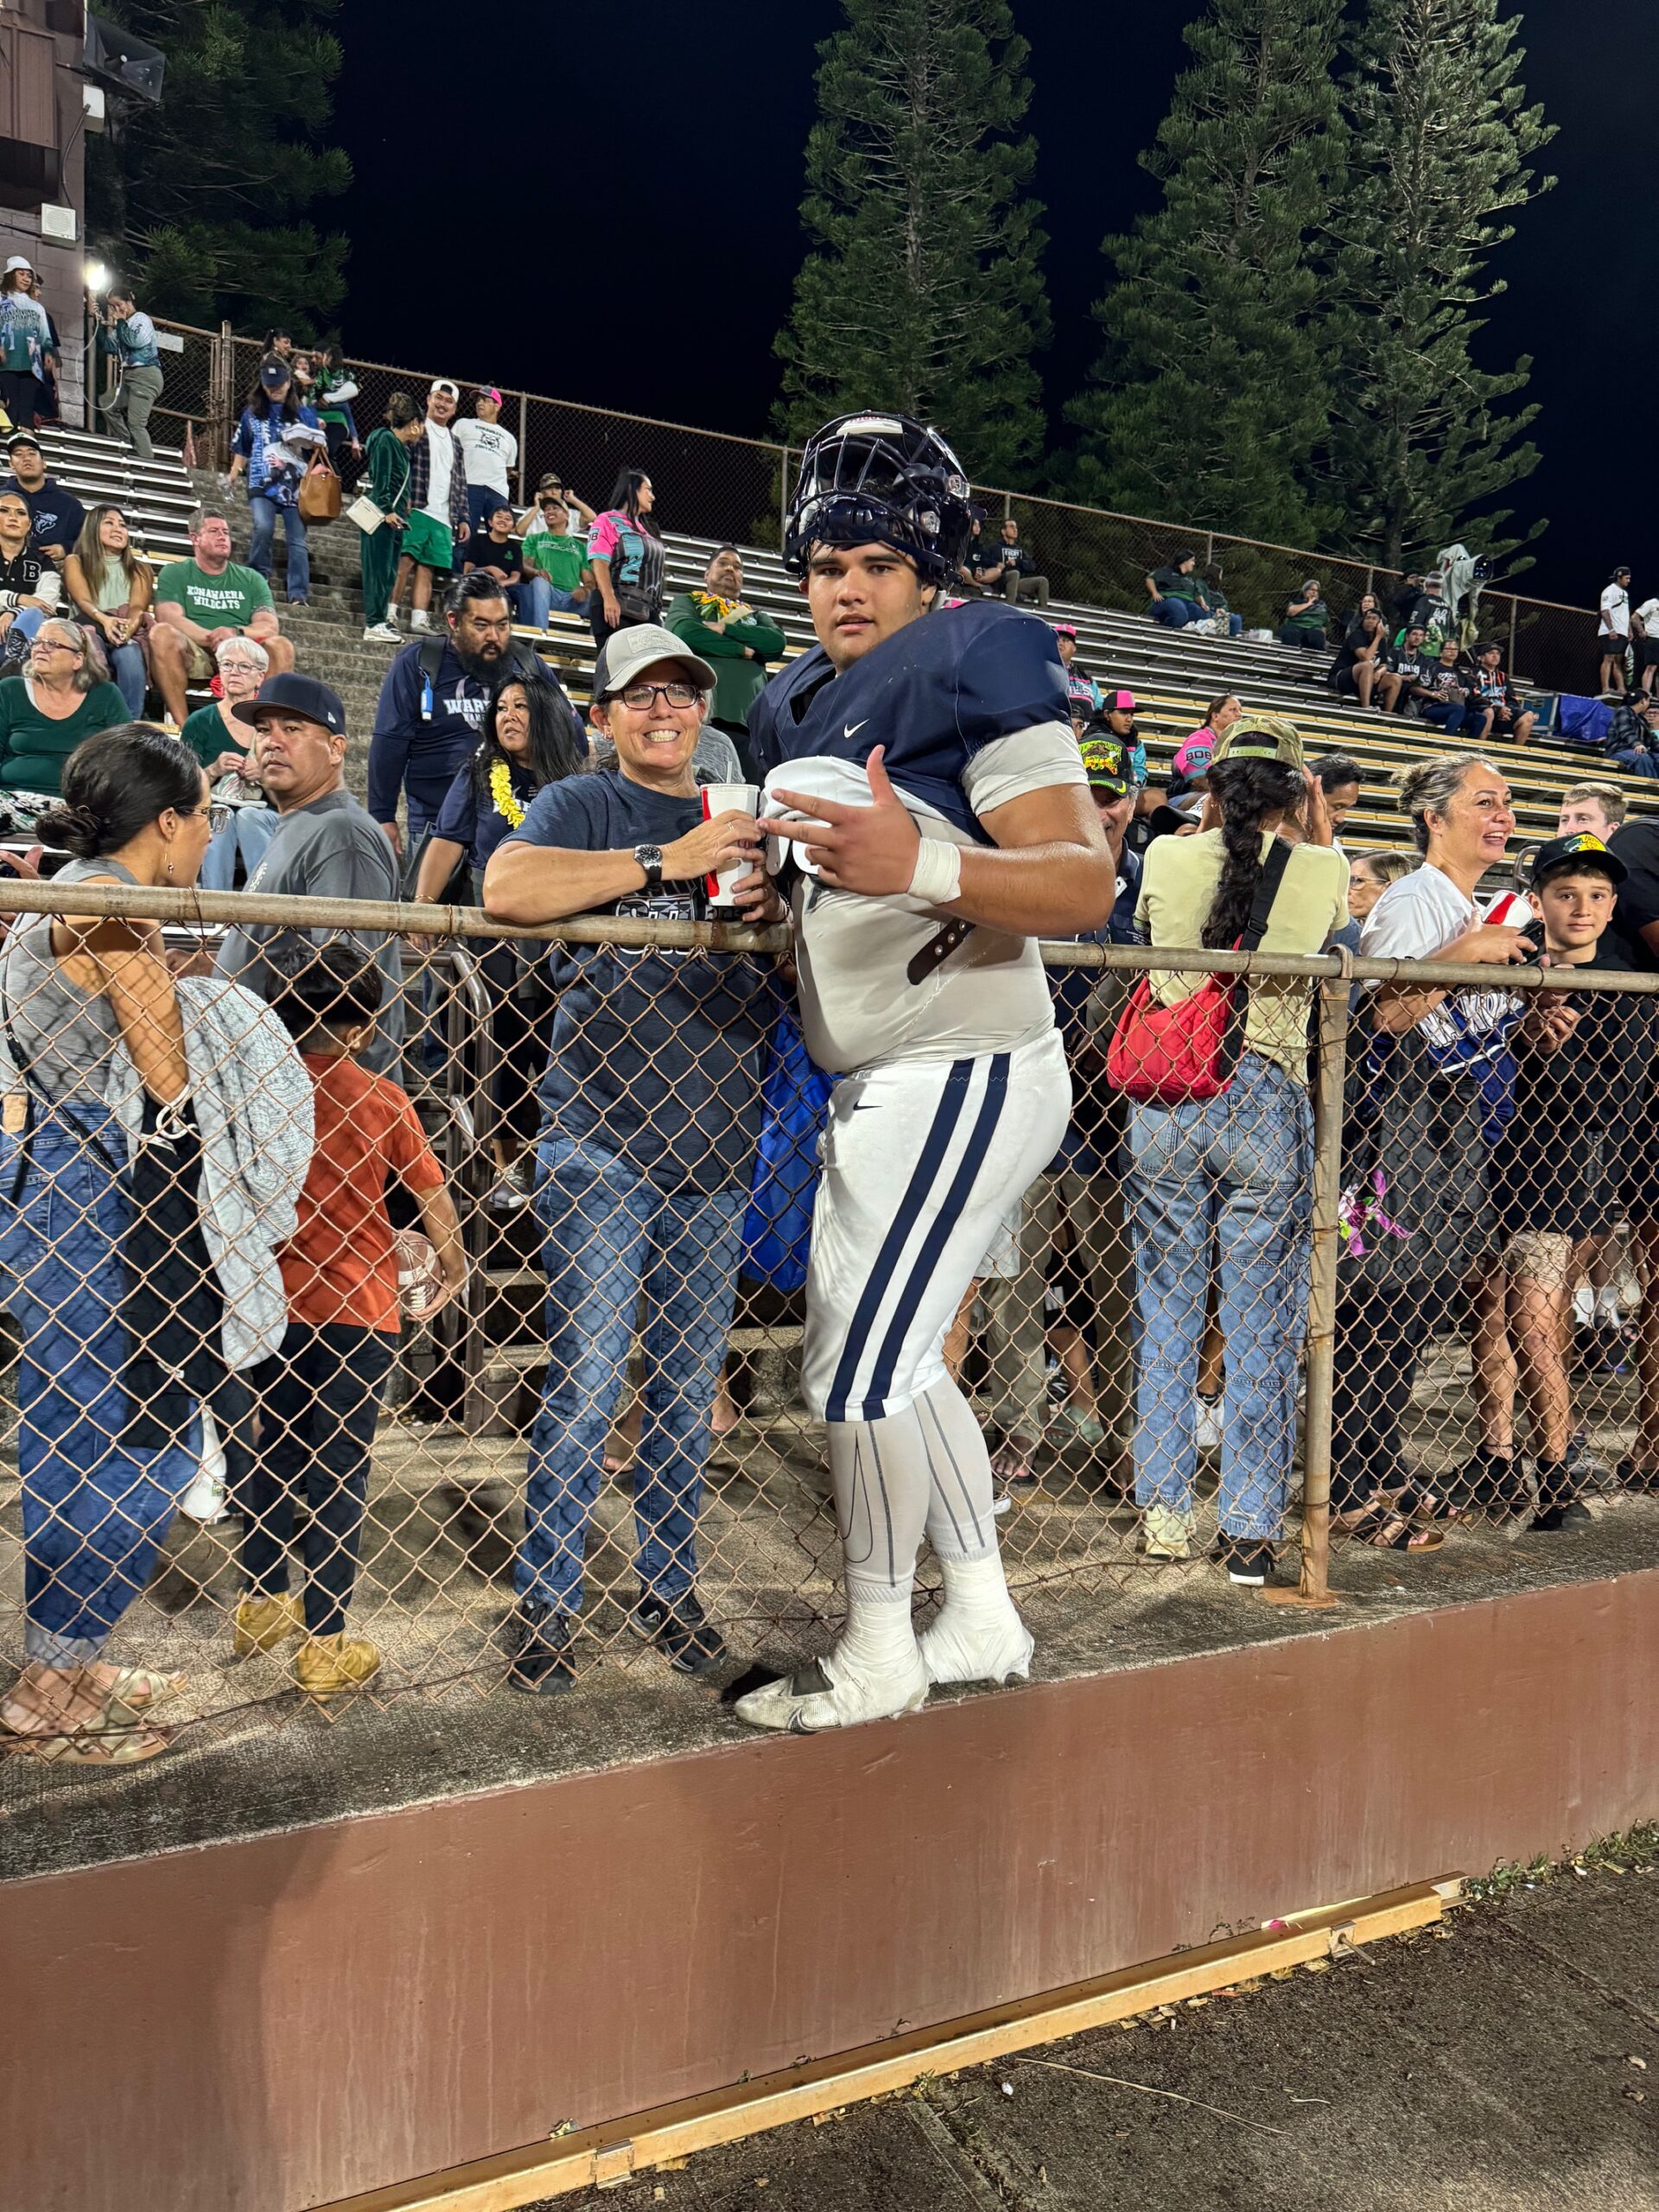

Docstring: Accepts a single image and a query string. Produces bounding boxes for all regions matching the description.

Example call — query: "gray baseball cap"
[594,623,716,698]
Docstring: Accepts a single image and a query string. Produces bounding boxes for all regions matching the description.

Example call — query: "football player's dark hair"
[1200,758,1304,951]
[607,467,661,537]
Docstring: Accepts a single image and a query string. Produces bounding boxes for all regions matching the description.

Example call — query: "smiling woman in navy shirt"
[416,671,589,1198]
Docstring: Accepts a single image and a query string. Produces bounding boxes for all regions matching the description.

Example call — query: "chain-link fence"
[146,321,1605,698]
[0,869,1654,1770]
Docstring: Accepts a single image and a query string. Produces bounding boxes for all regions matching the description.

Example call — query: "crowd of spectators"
[7,341,1659,1759]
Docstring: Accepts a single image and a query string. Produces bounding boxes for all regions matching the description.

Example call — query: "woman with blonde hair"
[64,504,154,717]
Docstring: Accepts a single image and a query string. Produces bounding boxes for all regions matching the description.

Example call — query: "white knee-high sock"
[828,1413,929,1675]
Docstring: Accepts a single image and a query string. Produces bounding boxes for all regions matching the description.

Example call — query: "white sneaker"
[362,621,401,643]
[920,1602,1033,1688]
[179,1466,230,1525]
[409,610,431,632]
[734,1643,929,1732]
[1195,1393,1223,1452]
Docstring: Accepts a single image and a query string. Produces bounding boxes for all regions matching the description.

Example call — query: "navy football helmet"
[782,411,975,583]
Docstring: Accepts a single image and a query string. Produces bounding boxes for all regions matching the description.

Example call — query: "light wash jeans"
[0,1107,199,1665]
[513,577,588,629]
[107,638,147,717]
[200,804,280,892]
[248,493,310,601]
[517,1135,746,1615]
[1128,1052,1313,1541]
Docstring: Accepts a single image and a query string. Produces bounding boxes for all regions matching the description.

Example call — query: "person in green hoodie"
[359,391,424,644]
[664,545,785,777]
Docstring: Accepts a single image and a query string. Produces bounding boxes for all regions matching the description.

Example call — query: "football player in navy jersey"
[734,412,1117,1732]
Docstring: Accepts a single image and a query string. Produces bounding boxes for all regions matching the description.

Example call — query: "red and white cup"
[702,781,761,913]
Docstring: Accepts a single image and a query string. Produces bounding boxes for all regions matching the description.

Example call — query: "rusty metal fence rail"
[143,321,1602,697]
[0,877,1655,1768]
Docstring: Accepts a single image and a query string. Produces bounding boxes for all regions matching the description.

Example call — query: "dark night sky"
[332,0,1654,607]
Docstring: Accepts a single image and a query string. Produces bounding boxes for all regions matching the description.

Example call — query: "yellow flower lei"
[489,758,525,829]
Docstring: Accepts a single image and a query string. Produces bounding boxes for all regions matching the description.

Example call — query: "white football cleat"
[919,1604,1033,1688]
[734,1645,929,1733]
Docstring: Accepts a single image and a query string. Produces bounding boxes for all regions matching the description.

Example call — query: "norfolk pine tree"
[1066,0,1345,546]
[86,0,351,334]
[1324,0,1555,571]
[774,0,1051,483]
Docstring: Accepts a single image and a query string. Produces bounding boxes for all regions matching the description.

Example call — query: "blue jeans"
[0,1108,198,1665]
[1128,1053,1313,1541]
[1150,597,1204,628]
[1418,700,1466,735]
[517,1136,745,1615]
[467,484,512,536]
[200,804,280,892]
[248,493,310,601]
[1611,747,1659,779]
[106,639,147,717]
[512,576,550,630]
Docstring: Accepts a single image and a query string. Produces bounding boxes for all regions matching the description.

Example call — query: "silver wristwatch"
[632,842,664,893]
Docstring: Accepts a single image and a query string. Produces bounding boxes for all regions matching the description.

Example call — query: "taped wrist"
[908,836,963,907]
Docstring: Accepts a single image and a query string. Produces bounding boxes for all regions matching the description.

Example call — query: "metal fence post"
[1298,961,1350,1607]
[517,391,528,507]
[779,447,790,552]
[1509,594,1518,674]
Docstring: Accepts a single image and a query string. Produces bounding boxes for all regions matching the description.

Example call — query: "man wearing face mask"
[367,571,582,858]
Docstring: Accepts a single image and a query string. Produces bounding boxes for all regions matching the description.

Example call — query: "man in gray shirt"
[217,671,404,1072]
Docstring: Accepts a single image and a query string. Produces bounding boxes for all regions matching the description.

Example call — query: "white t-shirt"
[1600,582,1630,639]
[762,723,1086,1074]
[1360,862,1520,1052]
[1634,598,1659,639]
[423,420,455,523]
[452,417,518,501]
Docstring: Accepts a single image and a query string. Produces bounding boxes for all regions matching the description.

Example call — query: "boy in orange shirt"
[234,944,466,1698]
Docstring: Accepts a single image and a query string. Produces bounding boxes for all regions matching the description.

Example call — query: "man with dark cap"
[218,671,404,1075]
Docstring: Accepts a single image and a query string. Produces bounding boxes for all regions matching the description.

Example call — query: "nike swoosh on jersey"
[843,720,868,739]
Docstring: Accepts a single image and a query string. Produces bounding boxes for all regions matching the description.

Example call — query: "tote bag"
[1106,841,1292,1105]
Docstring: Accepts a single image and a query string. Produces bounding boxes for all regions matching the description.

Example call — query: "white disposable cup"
[702,781,761,912]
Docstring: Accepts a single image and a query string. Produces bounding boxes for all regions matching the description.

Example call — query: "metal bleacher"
[518,532,1652,860]
[15,423,1646,860]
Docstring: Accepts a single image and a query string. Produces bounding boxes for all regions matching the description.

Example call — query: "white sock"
[1593,1284,1623,1326]
[837,1577,922,1678]
[410,608,429,630]
[935,1550,1017,1630]
[1573,1286,1594,1326]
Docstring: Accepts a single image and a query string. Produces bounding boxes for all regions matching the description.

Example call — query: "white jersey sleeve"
[960,721,1088,817]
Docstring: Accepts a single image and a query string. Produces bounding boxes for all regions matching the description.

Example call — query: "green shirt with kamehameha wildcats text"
[153,556,274,631]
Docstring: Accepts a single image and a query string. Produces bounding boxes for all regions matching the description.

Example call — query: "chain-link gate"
[0,874,1653,1769]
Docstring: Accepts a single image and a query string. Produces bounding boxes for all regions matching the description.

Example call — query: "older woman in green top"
[179,632,264,779]
[0,619,129,795]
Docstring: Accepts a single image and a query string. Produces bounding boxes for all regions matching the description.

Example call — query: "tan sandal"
[26,1719,172,1766]
[99,1665,188,1719]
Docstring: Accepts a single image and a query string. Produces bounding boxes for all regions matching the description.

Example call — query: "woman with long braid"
[1128,716,1347,1588]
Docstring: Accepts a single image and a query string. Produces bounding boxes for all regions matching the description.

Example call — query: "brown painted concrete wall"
[3,1573,1655,2212]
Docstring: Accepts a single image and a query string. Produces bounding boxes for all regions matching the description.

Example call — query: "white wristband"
[908,836,963,907]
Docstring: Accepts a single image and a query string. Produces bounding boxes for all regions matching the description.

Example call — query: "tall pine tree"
[86,0,351,334]
[774,0,1050,483]
[1065,0,1345,545]
[1322,0,1554,570]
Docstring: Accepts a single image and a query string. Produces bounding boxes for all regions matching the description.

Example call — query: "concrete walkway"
[557,1859,1659,2210]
